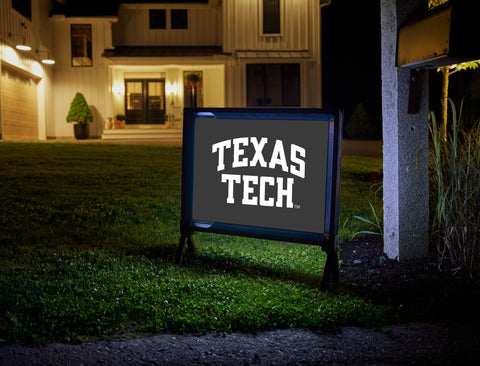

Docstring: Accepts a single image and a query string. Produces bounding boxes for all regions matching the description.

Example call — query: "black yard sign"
[178,108,342,289]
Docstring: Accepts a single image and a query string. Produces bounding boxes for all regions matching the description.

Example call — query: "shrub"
[345,103,374,140]
[66,92,93,124]
[429,99,480,278]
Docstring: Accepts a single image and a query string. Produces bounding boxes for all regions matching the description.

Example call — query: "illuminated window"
[263,0,281,34]
[150,9,166,29]
[71,25,92,67]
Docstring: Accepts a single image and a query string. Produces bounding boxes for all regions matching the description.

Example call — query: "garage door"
[1,64,38,140]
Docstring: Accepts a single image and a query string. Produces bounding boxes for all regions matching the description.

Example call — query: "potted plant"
[66,92,93,139]
[115,114,126,128]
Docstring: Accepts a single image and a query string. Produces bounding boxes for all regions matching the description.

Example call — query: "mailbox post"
[381,0,479,261]
[381,0,430,261]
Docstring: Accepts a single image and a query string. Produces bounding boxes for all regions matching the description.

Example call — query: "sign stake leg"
[320,239,339,291]
[176,234,197,266]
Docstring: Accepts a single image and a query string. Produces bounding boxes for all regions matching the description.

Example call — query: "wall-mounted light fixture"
[15,41,31,51]
[166,82,178,106]
[36,49,55,65]
[112,82,125,95]
[9,22,32,51]
[166,82,178,96]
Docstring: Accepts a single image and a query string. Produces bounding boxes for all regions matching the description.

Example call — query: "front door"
[125,79,166,124]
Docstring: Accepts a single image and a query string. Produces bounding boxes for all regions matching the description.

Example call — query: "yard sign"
[178,108,342,289]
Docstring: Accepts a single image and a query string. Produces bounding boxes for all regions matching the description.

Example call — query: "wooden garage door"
[1,65,38,140]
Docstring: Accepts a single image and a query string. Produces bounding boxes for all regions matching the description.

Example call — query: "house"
[0,0,331,141]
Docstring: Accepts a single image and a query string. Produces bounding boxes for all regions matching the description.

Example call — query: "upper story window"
[149,9,166,29]
[148,9,188,30]
[262,0,281,34]
[171,9,188,29]
[12,0,31,20]
[71,25,92,67]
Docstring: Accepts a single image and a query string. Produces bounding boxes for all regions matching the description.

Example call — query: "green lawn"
[0,142,383,344]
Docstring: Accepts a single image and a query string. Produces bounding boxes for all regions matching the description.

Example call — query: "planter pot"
[74,123,89,140]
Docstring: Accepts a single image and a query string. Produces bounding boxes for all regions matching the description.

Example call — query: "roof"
[236,51,312,59]
[102,46,225,58]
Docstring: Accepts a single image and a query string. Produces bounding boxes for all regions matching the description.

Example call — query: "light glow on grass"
[0,143,384,344]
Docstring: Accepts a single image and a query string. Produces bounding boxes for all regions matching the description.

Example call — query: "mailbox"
[397,1,480,68]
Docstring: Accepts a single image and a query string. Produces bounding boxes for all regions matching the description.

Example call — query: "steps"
[102,126,182,142]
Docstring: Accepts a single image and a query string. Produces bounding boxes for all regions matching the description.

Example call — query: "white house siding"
[50,17,116,138]
[222,0,324,108]
[203,67,225,107]
[223,0,311,52]
[113,4,221,47]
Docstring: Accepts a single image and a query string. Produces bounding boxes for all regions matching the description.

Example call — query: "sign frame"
[178,108,342,289]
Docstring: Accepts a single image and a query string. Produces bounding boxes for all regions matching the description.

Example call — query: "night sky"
[322,0,382,139]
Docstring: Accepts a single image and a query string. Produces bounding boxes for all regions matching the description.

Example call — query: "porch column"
[381,0,429,260]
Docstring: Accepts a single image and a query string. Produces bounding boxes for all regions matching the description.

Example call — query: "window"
[71,25,92,67]
[126,81,143,111]
[247,64,300,107]
[263,0,280,34]
[149,9,166,29]
[171,9,188,29]
[12,0,31,20]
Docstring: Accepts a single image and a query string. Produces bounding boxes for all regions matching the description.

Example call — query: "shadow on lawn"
[126,242,325,289]
[194,252,324,288]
